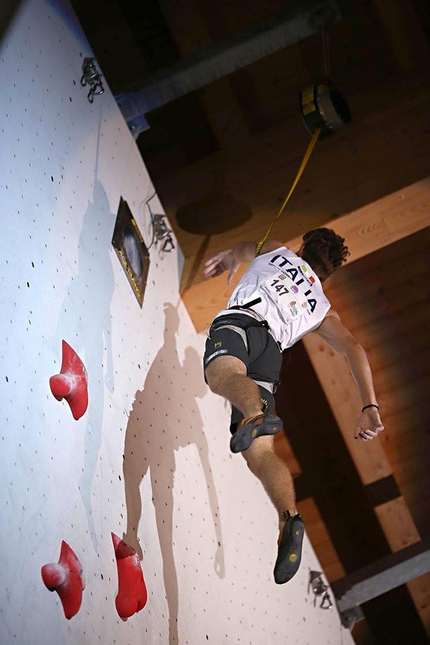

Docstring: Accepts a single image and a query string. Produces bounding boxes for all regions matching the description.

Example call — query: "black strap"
[361,404,379,412]
[229,297,262,310]
[211,314,268,332]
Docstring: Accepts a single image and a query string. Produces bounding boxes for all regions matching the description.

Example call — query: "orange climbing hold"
[49,340,88,420]
[41,541,85,619]
[112,533,147,619]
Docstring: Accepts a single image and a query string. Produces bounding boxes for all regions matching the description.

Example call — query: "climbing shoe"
[230,413,283,453]
[273,512,304,584]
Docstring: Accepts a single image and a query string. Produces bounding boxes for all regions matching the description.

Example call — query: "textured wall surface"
[0,1,354,643]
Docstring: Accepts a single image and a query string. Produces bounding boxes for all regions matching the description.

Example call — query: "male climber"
[203,228,384,585]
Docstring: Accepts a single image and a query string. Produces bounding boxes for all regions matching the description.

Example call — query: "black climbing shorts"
[203,313,283,434]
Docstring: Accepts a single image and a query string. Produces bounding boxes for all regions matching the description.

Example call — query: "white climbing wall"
[0,1,355,644]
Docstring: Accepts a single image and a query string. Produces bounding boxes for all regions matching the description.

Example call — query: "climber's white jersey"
[221,247,331,350]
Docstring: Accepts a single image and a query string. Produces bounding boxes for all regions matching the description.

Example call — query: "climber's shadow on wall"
[56,178,115,550]
[123,302,225,644]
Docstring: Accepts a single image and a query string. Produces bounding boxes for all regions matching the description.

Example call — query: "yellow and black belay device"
[255,80,351,256]
[300,82,351,140]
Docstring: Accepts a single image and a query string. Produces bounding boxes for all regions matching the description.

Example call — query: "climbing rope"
[255,126,321,256]
[254,27,335,257]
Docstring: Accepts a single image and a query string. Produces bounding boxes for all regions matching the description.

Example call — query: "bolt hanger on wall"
[81,57,104,103]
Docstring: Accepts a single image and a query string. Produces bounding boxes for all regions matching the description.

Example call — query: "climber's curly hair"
[300,228,350,281]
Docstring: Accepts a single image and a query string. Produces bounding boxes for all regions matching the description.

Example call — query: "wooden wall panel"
[312,227,430,632]
[324,228,430,492]
[274,334,429,638]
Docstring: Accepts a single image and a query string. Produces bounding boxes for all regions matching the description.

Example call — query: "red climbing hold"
[112,532,147,619]
[49,340,88,420]
[41,541,85,619]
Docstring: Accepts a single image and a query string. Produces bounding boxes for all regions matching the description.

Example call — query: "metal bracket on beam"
[338,606,364,630]
[331,537,430,628]
[115,0,342,138]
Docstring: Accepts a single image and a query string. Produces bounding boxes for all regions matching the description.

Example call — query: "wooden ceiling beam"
[373,0,430,73]
[182,177,430,332]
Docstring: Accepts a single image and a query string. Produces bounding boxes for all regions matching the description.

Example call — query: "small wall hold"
[112,533,147,619]
[49,340,88,420]
[41,541,85,619]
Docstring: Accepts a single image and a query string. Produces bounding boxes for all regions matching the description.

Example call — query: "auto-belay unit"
[300,82,351,139]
